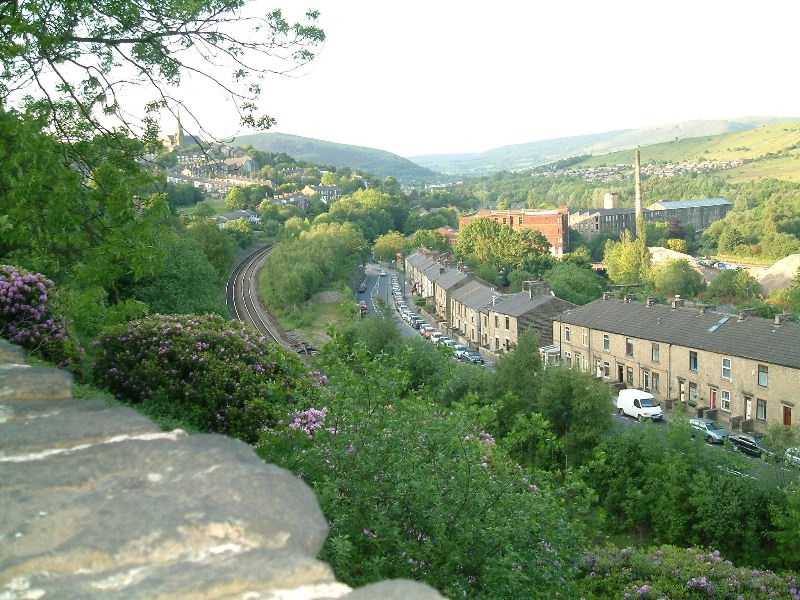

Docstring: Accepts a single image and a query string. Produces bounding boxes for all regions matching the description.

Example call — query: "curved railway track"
[225,245,317,356]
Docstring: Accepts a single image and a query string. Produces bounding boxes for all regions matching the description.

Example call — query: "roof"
[647,197,731,210]
[451,280,497,310]
[489,291,574,318]
[555,298,800,369]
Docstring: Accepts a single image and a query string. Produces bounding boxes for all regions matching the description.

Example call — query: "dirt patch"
[756,254,800,294]
[312,290,345,304]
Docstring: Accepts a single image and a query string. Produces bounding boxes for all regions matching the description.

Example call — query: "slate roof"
[451,280,497,310]
[648,197,731,210]
[556,298,800,369]
[491,292,565,317]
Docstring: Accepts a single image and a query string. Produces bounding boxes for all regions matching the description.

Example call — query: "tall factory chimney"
[634,149,644,240]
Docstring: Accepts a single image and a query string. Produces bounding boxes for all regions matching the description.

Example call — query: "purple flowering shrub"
[92,313,315,442]
[0,265,82,368]
[577,545,800,599]
[259,350,586,599]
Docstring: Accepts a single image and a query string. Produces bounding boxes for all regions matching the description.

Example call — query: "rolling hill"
[234,117,800,183]
[232,132,440,183]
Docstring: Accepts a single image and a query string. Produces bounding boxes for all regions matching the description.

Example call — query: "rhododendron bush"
[93,313,314,442]
[0,265,81,368]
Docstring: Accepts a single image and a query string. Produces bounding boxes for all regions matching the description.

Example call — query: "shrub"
[0,265,82,369]
[92,313,314,442]
[577,545,800,599]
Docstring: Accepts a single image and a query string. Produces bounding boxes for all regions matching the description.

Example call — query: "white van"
[616,388,663,421]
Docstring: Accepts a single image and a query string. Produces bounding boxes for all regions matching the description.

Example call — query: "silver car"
[689,418,730,444]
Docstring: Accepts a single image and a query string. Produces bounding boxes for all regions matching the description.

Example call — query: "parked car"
[379,270,386,277]
[357,281,367,293]
[616,388,663,421]
[689,418,730,444]
[429,332,445,344]
[729,433,773,458]
[785,447,800,467]
[421,325,435,337]
[460,350,485,365]
[451,343,469,359]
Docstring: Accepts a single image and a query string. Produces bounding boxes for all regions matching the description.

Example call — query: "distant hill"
[233,117,800,183]
[573,119,800,183]
[232,132,440,183]
[410,117,799,176]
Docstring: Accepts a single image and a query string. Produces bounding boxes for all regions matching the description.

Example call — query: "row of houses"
[404,250,575,353]
[553,296,799,433]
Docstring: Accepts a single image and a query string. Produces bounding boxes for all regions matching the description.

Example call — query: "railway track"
[225,245,318,357]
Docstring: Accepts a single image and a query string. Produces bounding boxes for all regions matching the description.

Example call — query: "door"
[709,388,718,410]
[745,396,752,420]
[784,406,793,426]
[618,364,624,383]
[678,379,686,402]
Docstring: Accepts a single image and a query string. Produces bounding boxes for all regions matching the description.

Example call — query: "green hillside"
[574,120,800,182]
[411,117,798,176]
[233,132,440,183]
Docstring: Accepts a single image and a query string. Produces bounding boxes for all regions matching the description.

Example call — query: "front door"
[745,396,752,420]
[709,388,718,410]
[784,406,793,426]
[678,379,686,402]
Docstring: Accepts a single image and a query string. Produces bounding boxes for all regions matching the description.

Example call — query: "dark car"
[459,350,485,365]
[729,433,773,458]
[357,281,367,293]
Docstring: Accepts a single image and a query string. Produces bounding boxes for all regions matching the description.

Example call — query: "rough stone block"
[0,364,73,402]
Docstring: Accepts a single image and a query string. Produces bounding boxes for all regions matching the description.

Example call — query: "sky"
[178,0,800,157]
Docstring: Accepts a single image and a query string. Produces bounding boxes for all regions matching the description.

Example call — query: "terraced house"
[553,295,800,433]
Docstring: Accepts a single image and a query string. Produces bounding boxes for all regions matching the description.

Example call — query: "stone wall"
[0,340,443,600]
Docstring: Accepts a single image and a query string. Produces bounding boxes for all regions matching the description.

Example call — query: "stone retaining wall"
[0,340,443,599]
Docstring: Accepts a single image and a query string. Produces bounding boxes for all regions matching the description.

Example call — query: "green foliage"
[408,229,451,254]
[262,222,367,314]
[587,424,786,569]
[3,1,324,142]
[372,231,407,263]
[706,268,763,304]
[645,259,706,299]
[259,348,586,599]
[0,265,83,369]
[604,231,651,285]
[131,229,229,315]
[543,262,607,305]
[314,189,406,243]
[93,314,314,443]
[577,544,800,599]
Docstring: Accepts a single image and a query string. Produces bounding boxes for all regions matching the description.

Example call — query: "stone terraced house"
[552,295,800,433]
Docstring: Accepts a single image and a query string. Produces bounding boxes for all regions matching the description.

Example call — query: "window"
[689,351,698,371]
[642,369,650,391]
[494,315,499,327]
[721,390,731,412]
[626,366,634,384]
[518,217,523,225]
[722,357,732,381]
[757,398,767,421]
[652,372,660,392]
[564,326,571,342]
[758,365,769,387]
[574,353,581,370]
[582,331,589,346]
[603,334,610,351]
[563,351,572,367]
[626,338,634,357]
[603,361,610,378]
[651,343,660,363]
[689,381,698,404]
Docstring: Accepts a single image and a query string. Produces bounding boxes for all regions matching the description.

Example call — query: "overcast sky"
[187,0,800,157]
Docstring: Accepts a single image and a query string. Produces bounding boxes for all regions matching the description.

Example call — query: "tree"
[646,259,705,299]
[372,231,407,263]
[2,1,325,143]
[409,229,451,254]
[543,262,607,305]
[604,231,651,285]
[706,268,762,304]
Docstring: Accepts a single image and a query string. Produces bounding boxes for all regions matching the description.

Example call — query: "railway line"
[225,245,318,356]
